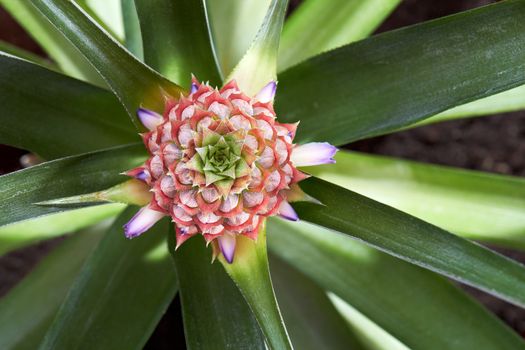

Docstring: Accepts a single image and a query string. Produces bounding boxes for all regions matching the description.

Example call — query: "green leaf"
[206,0,270,78]
[172,235,266,349]
[276,0,525,145]
[0,39,57,71]
[0,228,105,350]
[0,53,136,159]
[226,0,288,94]
[270,253,365,350]
[121,0,143,60]
[0,144,146,228]
[35,179,151,209]
[135,0,222,87]
[76,0,125,41]
[268,218,525,350]
[0,0,105,86]
[423,84,525,125]
[294,177,525,308]
[0,204,124,257]
[40,207,177,350]
[327,295,419,350]
[306,151,525,248]
[29,0,184,126]
[278,0,400,71]
[219,223,293,349]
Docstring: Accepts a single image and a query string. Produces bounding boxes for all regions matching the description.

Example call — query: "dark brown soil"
[1,0,524,345]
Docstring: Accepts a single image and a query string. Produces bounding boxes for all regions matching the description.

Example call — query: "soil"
[1,0,524,346]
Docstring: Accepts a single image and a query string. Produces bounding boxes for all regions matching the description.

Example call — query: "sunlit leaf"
[226,0,288,94]
[172,235,266,349]
[0,144,146,227]
[268,218,525,349]
[0,204,124,257]
[276,1,525,145]
[206,0,270,78]
[76,0,125,41]
[278,0,400,71]
[135,0,221,87]
[30,0,184,127]
[0,0,105,86]
[306,151,525,249]
[40,208,177,350]
[270,254,365,350]
[423,84,525,126]
[121,0,143,59]
[294,177,525,308]
[0,53,136,159]
[0,39,57,71]
[0,228,104,350]
[328,294,419,350]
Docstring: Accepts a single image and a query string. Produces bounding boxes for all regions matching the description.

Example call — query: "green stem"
[220,220,293,349]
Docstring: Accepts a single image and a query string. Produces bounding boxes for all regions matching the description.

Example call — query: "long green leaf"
[0,228,105,350]
[326,295,415,350]
[40,208,177,350]
[424,84,525,125]
[206,0,270,78]
[307,151,525,248]
[76,0,125,41]
[276,0,525,145]
[30,0,184,126]
[270,254,365,350]
[278,0,400,71]
[220,223,293,349]
[121,0,143,60]
[0,0,105,86]
[0,144,146,228]
[172,235,266,349]
[0,204,124,257]
[0,40,57,71]
[268,218,525,349]
[135,0,221,87]
[294,177,525,308]
[0,53,136,159]
[226,0,288,94]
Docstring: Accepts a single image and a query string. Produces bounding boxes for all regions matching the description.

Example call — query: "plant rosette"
[124,78,337,263]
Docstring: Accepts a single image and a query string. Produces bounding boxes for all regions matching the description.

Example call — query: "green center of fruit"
[186,129,251,195]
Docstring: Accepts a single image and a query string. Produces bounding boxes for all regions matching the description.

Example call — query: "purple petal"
[137,108,163,131]
[255,81,277,103]
[278,201,299,221]
[291,142,338,167]
[123,206,165,239]
[218,234,236,263]
[135,170,148,181]
[128,168,148,182]
[190,82,199,94]
[126,167,149,182]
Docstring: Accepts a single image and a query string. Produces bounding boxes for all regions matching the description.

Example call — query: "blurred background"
[1,0,524,347]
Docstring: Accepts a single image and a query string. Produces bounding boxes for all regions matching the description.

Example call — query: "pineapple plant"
[0,0,524,349]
